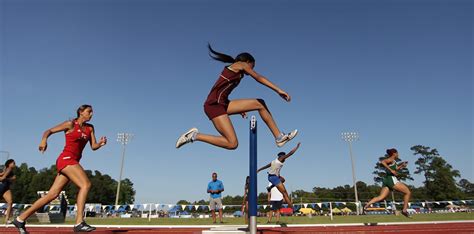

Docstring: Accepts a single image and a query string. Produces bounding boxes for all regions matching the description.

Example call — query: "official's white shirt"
[268,182,283,201]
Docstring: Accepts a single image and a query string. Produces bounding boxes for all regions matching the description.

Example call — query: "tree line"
[6,145,472,210]
[9,163,135,205]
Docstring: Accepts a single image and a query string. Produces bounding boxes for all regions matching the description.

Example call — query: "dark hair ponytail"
[386,148,398,157]
[208,43,255,64]
[76,104,92,118]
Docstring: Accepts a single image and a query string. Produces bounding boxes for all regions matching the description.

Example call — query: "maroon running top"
[204,67,244,106]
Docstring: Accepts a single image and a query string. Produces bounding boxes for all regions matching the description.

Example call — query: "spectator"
[207,172,224,223]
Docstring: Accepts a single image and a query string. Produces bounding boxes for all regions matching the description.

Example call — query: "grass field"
[17,213,471,225]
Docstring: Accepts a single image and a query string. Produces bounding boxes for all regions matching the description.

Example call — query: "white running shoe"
[176,128,198,148]
[276,129,298,147]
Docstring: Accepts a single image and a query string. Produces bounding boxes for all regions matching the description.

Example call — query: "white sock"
[16,217,24,223]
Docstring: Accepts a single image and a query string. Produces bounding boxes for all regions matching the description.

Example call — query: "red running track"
[260,222,474,233]
[0,222,473,233]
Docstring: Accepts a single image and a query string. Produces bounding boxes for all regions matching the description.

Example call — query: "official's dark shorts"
[270,200,283,211]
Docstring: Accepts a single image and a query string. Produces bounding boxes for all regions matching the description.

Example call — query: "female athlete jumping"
[176,44,297,150]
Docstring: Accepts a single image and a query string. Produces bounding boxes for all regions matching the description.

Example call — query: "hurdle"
[202,117,258,234]
[249,116,257,234]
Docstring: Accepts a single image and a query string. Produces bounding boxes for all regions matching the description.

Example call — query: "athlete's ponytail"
[76,104,92,118]
[208,43,255,64]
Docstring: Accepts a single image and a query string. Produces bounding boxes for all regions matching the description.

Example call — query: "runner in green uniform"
[364,148,412,218]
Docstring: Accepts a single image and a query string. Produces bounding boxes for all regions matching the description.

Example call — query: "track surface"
[0,221,473,233]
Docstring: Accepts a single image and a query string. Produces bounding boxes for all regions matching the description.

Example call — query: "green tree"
[193,199,208,205]
[10,163,135,205]
[425,156,461,200]
[458,179,474,198]
[176,200,191,205]
[257,192,267,204]
[411,145,439,188]
[222,195,240,205]
[117,178,136,204]
[292,189,317,203]
[86,170,118,204]
[411,145,463,200]
[11,163,38,204]
[313,187,336,201]
[67,170,135,204]
[356,181,381,201]
[333,185,351,201]
[29,165,57,190]
[408,185,426,200]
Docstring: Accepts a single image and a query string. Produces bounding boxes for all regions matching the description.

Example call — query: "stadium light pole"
[115,133,133,207]
[341,132,360,215]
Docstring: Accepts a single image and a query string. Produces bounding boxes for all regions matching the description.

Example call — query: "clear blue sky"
[1,0,472,204]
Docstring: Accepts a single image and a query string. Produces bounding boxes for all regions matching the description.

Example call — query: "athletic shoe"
[275,129,298,147]
[73,221,96,232]
[401,210,412,218]
[12,218,28,234]
[175,128,198,148]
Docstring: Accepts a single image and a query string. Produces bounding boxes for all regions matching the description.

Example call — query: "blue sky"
[1,0,472,204]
